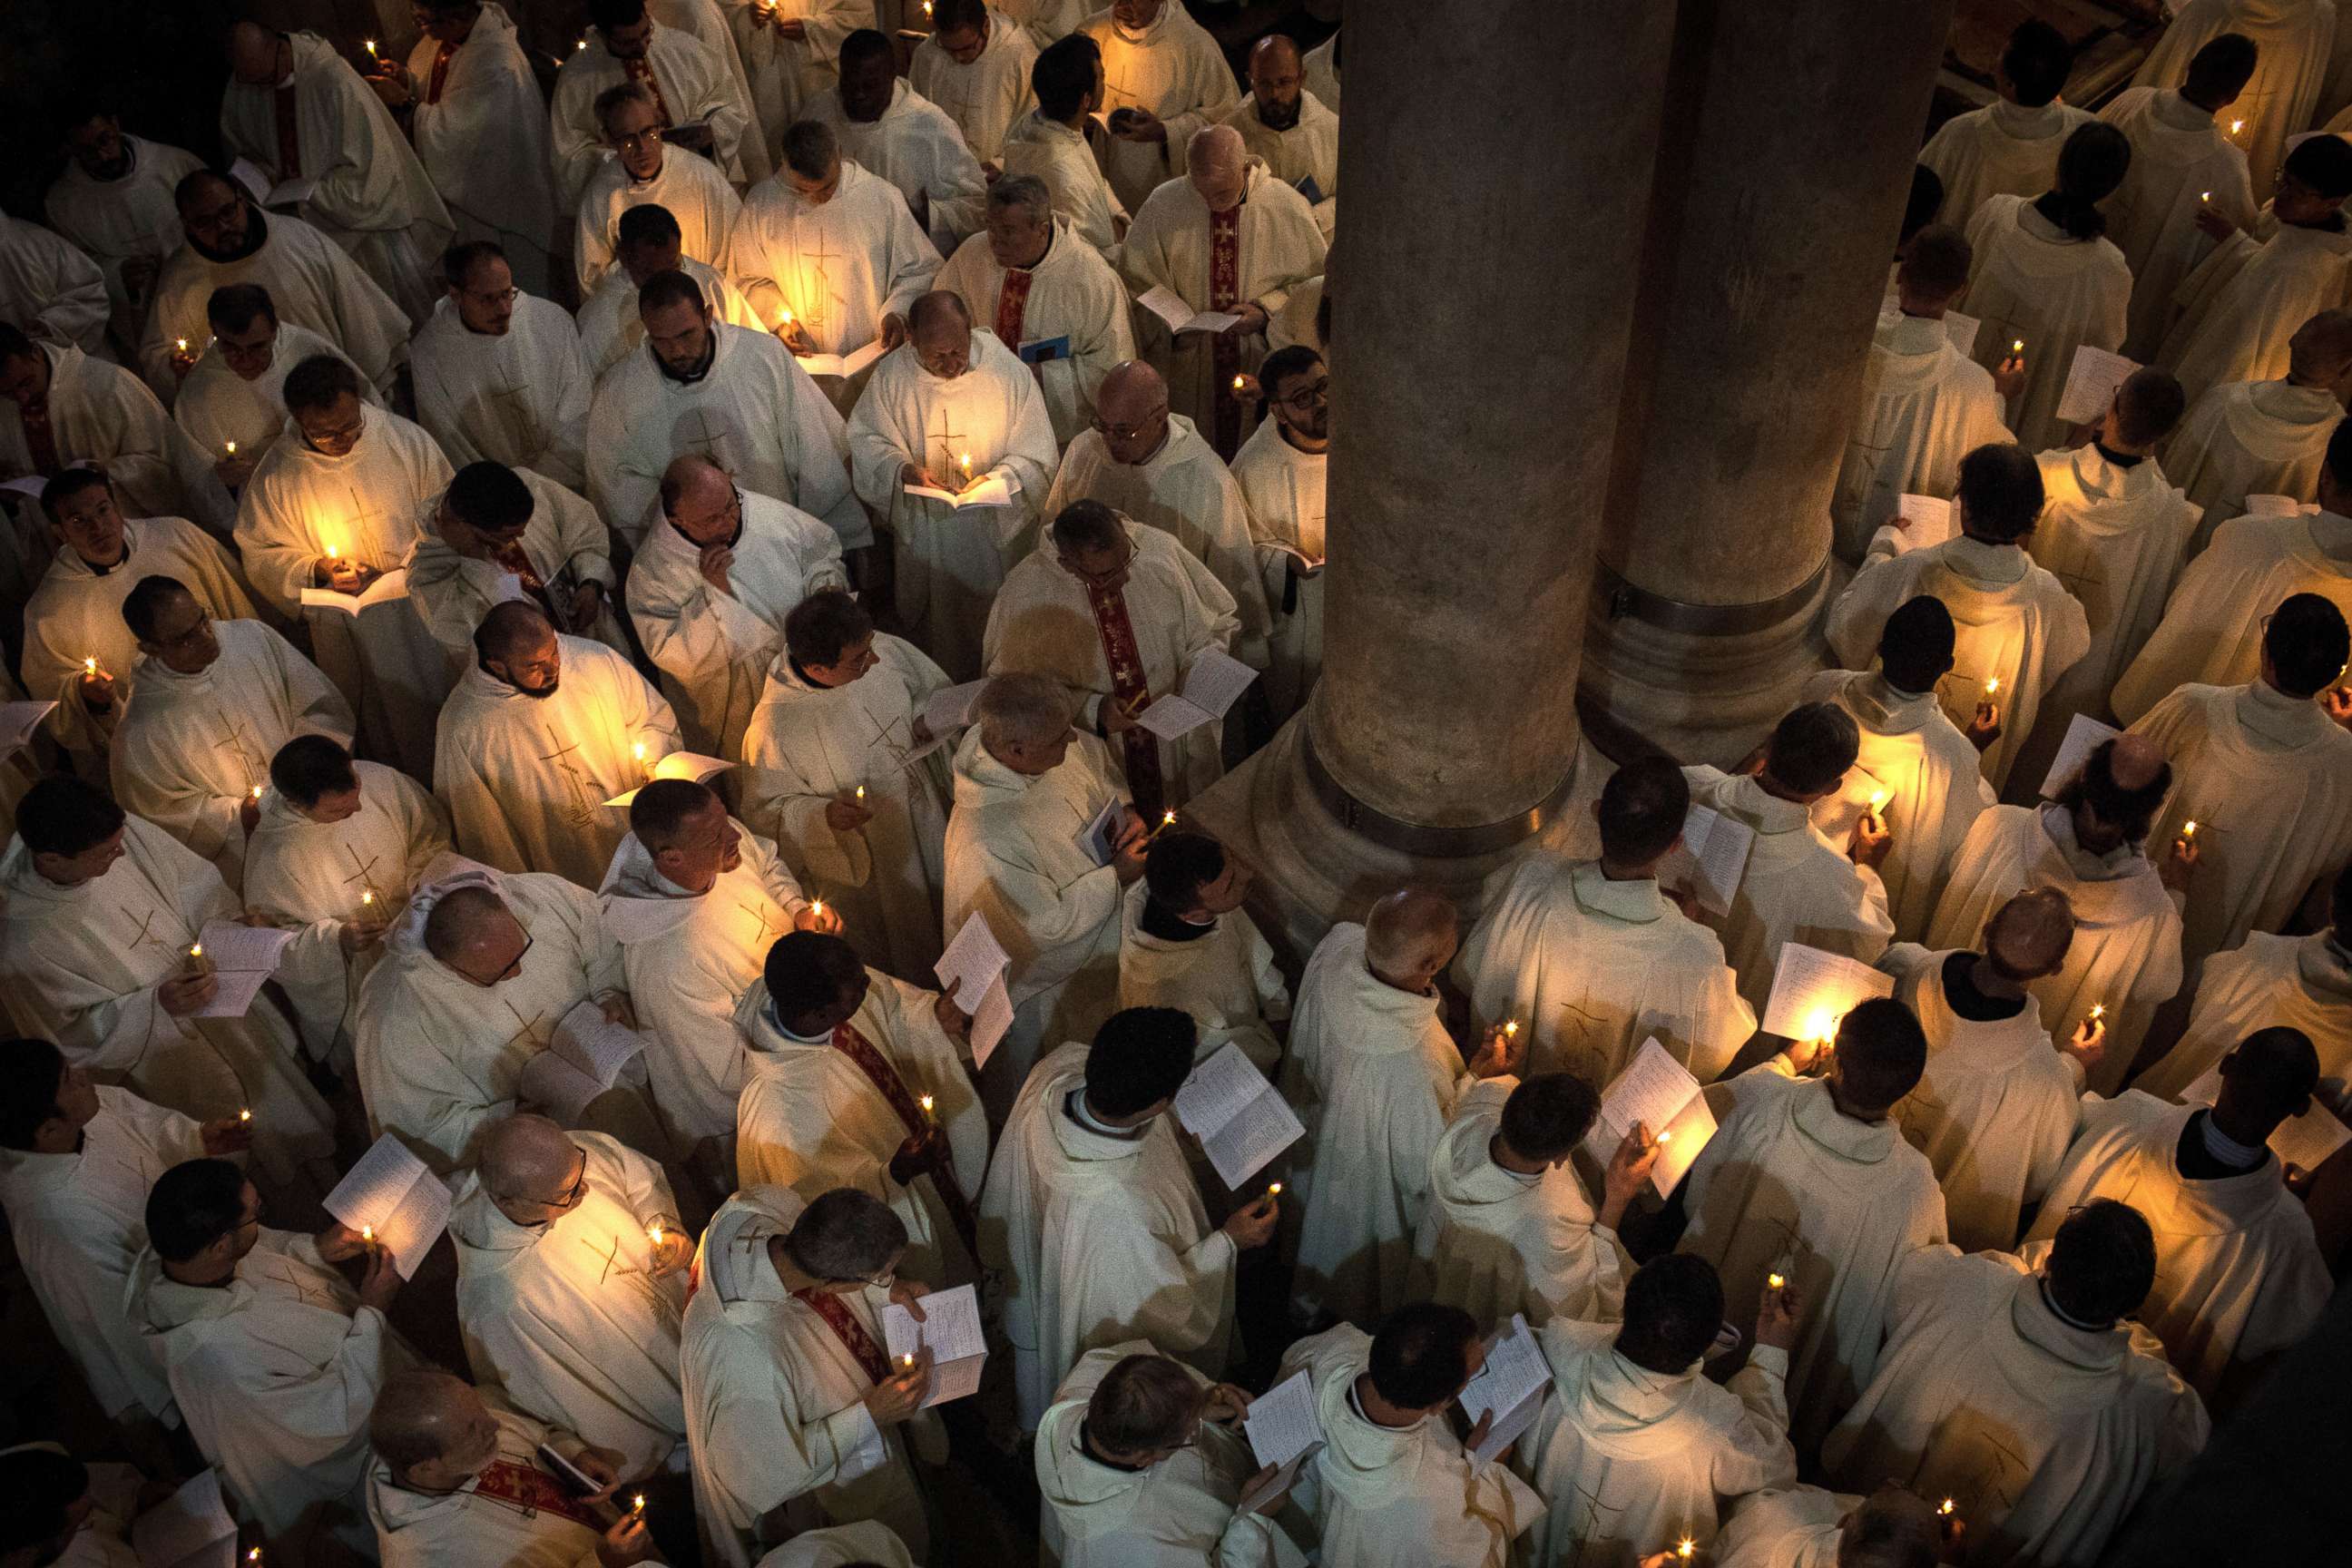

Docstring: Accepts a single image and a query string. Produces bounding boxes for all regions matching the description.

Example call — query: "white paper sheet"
[1135,284,1240,334]
[968,973,1013,1070]
[2054,345,2139,426]
[602,750,732,806]
[1759,943,1897,1041]
[794,338,887,379]
[1175,1041,1275,1136]
[1200,1093,1303,1188]
[1812,762,1891,846]
[1244,1368,1324,1468]
[923,680,989,736]
[299,566,410,614]
[1941,309,1982,358]
[2244,493,2308,517]
[194,920,295,975]
[1893,492,1955,550]
[1665,803,1755,917]
[0,700,57,752]
[132,1468,238,1568]
[2037,712,2121,799]
[1458,1314,1549,1465]
[904,473,1017,509]
[936,910,1011,1001]
[323,1134,451,1278]
[883,1283,986,1406]
[2181,1068,2352,1171]
[1236,1442,1319,1514]
[554,999,646,1084]
[191,968,272,1019]
[1136,649,1261,740]
[521,1048,606,1125]
[1582,1038,1700,1161]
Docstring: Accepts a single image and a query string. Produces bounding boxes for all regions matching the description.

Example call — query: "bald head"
[1248,34,1305,120]
[1250,33,1302,74]
[370,1370,485,1477]
[1364,889,1460,990]
[1985,887,2074,981]
[909,290,975,378]
[475,601,554,663]
[2106,731,2167,793]
[2288,309,2352,387]
[1187,123,1249,211]
[1097,360,1167,425]
[480,1114,578,1201]
[422,884,525,984]
[659,452,733,525]
[227,21,284,84]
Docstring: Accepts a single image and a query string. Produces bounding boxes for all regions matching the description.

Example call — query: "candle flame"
[958,451,973,470]
[1868,789,1889,814]
[1805,1008,1837,1044]
[365,38,377,54]
[250,785,263,799]
[919,1093,935,1114]
[1767,1271,1786,1289]
[1939,1498,1956,1516]
[631,1494,646,1514]
[779,306,794,325]
[577,36,587,49]
[175,338,190,353]
[360,1224,375,1242]
[1677,1540,1696,1562]
[2010,338,2024,355]
[1503,1019,1520,1038]
[240,1108,252,1122]
[361,890,375,906]
[190,944,203,959]
[1984,676,2000,696]
[855,784,866,800]
[2201,191,2212,202]
[326,544,339,560]
[646,1221,664,1245]
[1162,809,1178,826]
[248,1553,262,1565]
[2181,820,2198,839]
[83,655,98,676]
[2089,1003,2104,1022]
[1267,1181,1282,1197]
[225,440,238,456]
[1655,1129,1674,1144]
[1232,374,1247,391]
[899,1352,916,1367]
[2230,118,2245,134]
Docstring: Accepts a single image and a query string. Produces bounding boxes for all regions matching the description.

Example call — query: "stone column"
[1578,0,1955,767]
[1186,0,1677,952]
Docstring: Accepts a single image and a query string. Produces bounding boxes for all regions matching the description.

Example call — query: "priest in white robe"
[143,173,408,402]
[578,203,764,378]
[1277,1308,1544,1568]
[220,24,456,324]
[171,286,377,475]
[2136,867,2352,1098]
[2162,316,2352,547]
[740,590,951,984]
[1918,23,2092,234]
[2022,1029,2334,1401]
[2132,0,2337,203]
[1681,1004,1946,1455]
[1220,36,1338,240]
[1830,443,2092,791]
[1458,757,1756,1085]
[407,461,627,675]
[1231,344,1327,720]
[1712,1488,1943,1568]
[0,779,335,1185]
[681,1185,942,1565]
[1831,227,2014,559]
[0,335,232,536]
[584,271,864,546]
[1822,1204,2209,1567]
[410,245,593,492]
[1412,1071,1643,1330]
[1001,37,1131,256]
[576,83,743,296]
[0,211,109,358]
[627,452,848,753]
[1079,0,1238,217]
[936,176,1135,448]
[551,0,763,211]
[813,35,991,255]
[450,1116,691,1478]
[133,1161,410,1545]
[44,114,204,361]
[1121,128,1326,460]
[980,1011,1273,1427]
[848,290,1059,676]
[1288,893,1513,1328]
[1683,704,1896,1021]
[243,735,450,1063]
[911,0,1040,168]
[985,500,1239,811]
[729,0,867,144]
[596,779,819,1157]
[434,603,682,887]
[735,930,984,1289]
[1926,735,2189,1095]
[1042,361,1270,664]
[2099,44,2259,358]
[1519,1256,1799,1568]
[108,579,355,895]
[1117,828,1288,1074]
[232,353,454,776]
[353,870,635,1172]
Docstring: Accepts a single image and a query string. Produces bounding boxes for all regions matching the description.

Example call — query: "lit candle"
[224,440,238,456]
[1676,1540,1696,1563]
[1266,1181,1282,1199]
[1983,675,2000,697]
[646,1221,665,1246]
[175,337,190,354]
[779,305,794,326]
[1231,374,1247,392]
[250,785,263,800]
[855,785,866,802]
[958,451,973,481]
[365,38,377,58]
[2089,1003,2105,1023]
[2201,191,2212,203]
[189,943,204,961]
[326,544,339,562]
[576,36,587,50]
[810,898,826,924]
[1654,1129,1674,1145]
[361,889,376,907]
[1767,1271,1786,1289]
[1867,789,1890,815]
[360,1224,375,1243]
[630,1494,646,1517]
[239,1108,252,1123]
[899,1352,917,1370]
[2230,117,2245,135]
[248,1552,263,1565]
[1938,1498,1956,1517]
[83,655,98,677]
[2010,338,2024,356]
[2180,819,2198,842]
[918,1093,936,1122]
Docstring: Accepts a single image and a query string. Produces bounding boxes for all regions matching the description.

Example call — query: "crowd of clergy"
[2,0,2351,1564]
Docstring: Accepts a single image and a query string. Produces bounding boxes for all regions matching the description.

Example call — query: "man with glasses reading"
[575,83,742,299]
[411,241,595,492]
[172,284,379,487]
[408,460,629,675]
[1230,343,1327,721]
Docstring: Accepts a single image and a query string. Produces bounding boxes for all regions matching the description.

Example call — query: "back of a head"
[143,1157,246,1262]
[1877,593,1957,694]
[976,671,1072,750]
[2053,121,2132,208]
[205,281,277,334]
[1766,702,1860,796]
[616,201,683,252]
[40,467,111,523]
[2113,368,2187,448]
[1897,224,1972,299]
[1499,1073,1601,1163]
[593,79,656,132]
[636,267,704,317]
[787,1186,908,1279]
[628,777,713,852]
[282,352,361,415]
[761,929,864,1020]
[1901,163,1944,248]
[445,461,534,534]
[1367,1301,1479,1411]
[1142,829,1224,911]
[0,1446,88,1556]
[589,0,646,30]
[15,776,126,859]
[1956,443,2046,542]
[2061,738,2170,840]
[1050,498,1124,554]
[270,732,357,807]
[1083,1006,1197,1118]
[2001,19,2073,107]
[474,599,553,664]
[1614,1253,1725,1373]
[1363,888,1458,975]
[423,883,505,962]
[1086,1354,1201,1455]
[2285,131,2352,202]
[1838,1489,1945,1568]
[1596,756,1689,867]
[0,1037,68,1152]
[1034,33,1102,121]
[121,574,191,643]
[2184,32,2260,103]
[2045,1198,2157,1326]
[1835,997,1930,1112]
[783,588,875,670]
[2263,591,2350,698]
[782,119,839,180]
[2223,1025,2322,1125]
[369,1368,475,1473]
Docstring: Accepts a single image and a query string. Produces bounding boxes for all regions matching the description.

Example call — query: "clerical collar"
[192,210,269,265]
[1138,895,1214,942]
[2037,1275,2112,1333]
[653,338,717,385]
[1077,1422,1152,1472]
[1063,1087,1143,1140]
[1939,951,2027,1023]
[2092,440,2144,469]
[2193,1107,2268,1171]
[764,1002,832,1045]
[77,545,131,577]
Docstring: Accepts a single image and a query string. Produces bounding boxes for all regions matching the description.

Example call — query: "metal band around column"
[1594,556,1831,636]
[1298,724,1579,858]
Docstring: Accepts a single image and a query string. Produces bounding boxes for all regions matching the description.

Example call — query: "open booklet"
[793,338,887,379]
[905,472,1019,509]
[132,1468,241,1568]
[2054,344,2139,426]
[2181,1067,2352,1171]
[325,1135,454,1279]
[2038,712,2120,799]
[882,1282,988,1406]
[1892,492,1955,551]
[1456,1314,1549,1466]
[1583,1038,1717,1197]
[603,750,732,807]
[1136,284,1241,336]
[936,911,1014,1068]
[1760,943,1896,1042]
[229,156,317,209]
[1240,1367,1325,1507]
[1172,1041,1304,1188]
[1659,802,1754,918]
[1137,649,1259,741]
[299,566,410,615]
[518,1000,652,1124]
[1810,760,1890,848]
[0,700,56,754]
[1939,308,1982,358]
[191,920,298,1019]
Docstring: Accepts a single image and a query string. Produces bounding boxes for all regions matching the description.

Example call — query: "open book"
[1136,284,1241,336]
[299,566,410,615]
[1136,648,1259,741]
[229,156,317,209]
[518,1000,651,1123]
[0,700,55,753]
[936,911,1014,1067]
[904,472,1018,509]
[191,920,297,1019]
[2181,1067,2352,1171]
[1892,492,1955,551]
[603,750,733,807]
[1810,761,1890,848]
[1172,1041,1303,1187]
[1939,309,1982,358]
[2054,345,2139,426]
[1760,943,1896,1042]
[2038,712,2120,799]
[883,1282,988,1406]
[324,1135,453,1278]
[1457,1314,1549,1465]
[1583,1038,1718,1197]
[1240,1367,1325,1506]
[1661,803,1754,918]
[132,1468,240,1568]
[793,338,887,379]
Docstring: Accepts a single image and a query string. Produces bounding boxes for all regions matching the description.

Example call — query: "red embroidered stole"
[1083,579,1164,818]
[622,56,675,128]
[20,402,59,475]
[426,43,456,106]
[829,1020,978,1257]
[472,1460,607,1529]
[272,84,303,178]
[995,268,1036,354]
[792,1285,893,1384]
[489,539,564,626]
[1207,204,1243,458]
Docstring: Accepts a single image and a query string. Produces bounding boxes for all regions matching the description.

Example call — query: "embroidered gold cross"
[926,407,970,479]
[503,999,552,1054]
[539,730,607,829]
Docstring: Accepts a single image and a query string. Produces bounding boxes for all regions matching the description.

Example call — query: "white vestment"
[1821,1248,2208,1568]
[682,1187,941,1567]
[367,1398,613,1568]
[2132,0,2337,203]
[1277,1324,1544,1568]
[1681,768,1896,1022]
[353,869,630,1172]
[811,82,990,255]
[728,161,941,360]
[625,486,847,753]
[936,218,1135,449]
[980,1041,1237,1427]
[172,320,373,468]
[406,467,625,675]
[0,818,333,1183]
[1036,1339,1306,1568]
[1519,1321,1797,1568]
[598,818,809,1150]
[1831,312,2013,560]
[219,31,456,323]
[586,322,863,547]
[242,760,451,1059]
[2135,930,2352,1099]
[1829,534,2092,791]
[132,1227,412,1539]
[142,211,410,403]
[2099,87,2257,358]
[109,618,355,893]
[0,1086,201,1422]
[755,1523,916,1568]
[1302,30,1340,111]
[1681,1068,1949,1454]
[1077,5,1240,215]
[451,1132,690,1476]
[404,4,560,294]
[1409,1075,1632,1329]
[999,113,1128,257]
[432,636,682,887]
[1456,857,1755,1087]
[734,967,984,1288]
[2022,1091,2333,1398]
[551,26,762,211]
[233,403,455,776]
[1117,879,1288,1074]
[44,136,206,359]
[1879,944,2082,1253]
[848,331,1059,677]
[911,14,1040,164]
[0,212,110,357]
[739,635,951,985]
[1918,99,2095,236]
[576,148,743,297]
[2162,377,2338,548]
[1220,91,1339,239]
[1229,417,1325,720]
[1,345,231,534]
[577,255,763,380]
[1285,921,1473,1328]
[1042,417,1272,664]
[2160,213,2352,407]
[410,292,593,491]
[1959,196,2133,449]
[1119,163,1328,458]
[723,0,864,150]
[984,516,1240,806]
[1712,1489,1856,1568]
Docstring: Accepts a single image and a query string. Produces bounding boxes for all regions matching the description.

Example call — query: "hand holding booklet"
[191,921,298,1019]
[1760,943,1896,1042]
[2054,345,2139,426]
[1136,284,1241,336]
[1456,1314,1549,1465]
[905,472,1018,509]
[1172,1041,1303,1187]
[1136,648,1259,740]
[793,338,886,379]
[325,1135,453,1278]
[519,1000,650,1122]
[1240,1367,1325,1508]
[300,566,410,614]
[882,1282,988,1406]
[936,911,1014,1067]
[1659,803,1753,918]
[1583,1038,1716,1197]
[132,1469,240,1568]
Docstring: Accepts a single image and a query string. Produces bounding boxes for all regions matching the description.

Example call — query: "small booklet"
[1456,1314,1549,1466]
[1294,172,1326,205]
[904,472,1018,509]
[1136,649,1259,740]
[1080,795,1127,867]
[793,338,887,379]
[534,1443,605,1496]
[1940,309,1982,358]
[1892,492,1955,551]
[1016,334,1071,365]
[1136,284,1241,336]
[0,475,53,498]
[1661,803,1754,918]
[1172,1041,1304,1187]
[882,1282,988,1406]
[132,1468,240,1568]
[0,700,56,753]
[603,750,732,807]
[520,1000,649,1123]
[1809,761,1890,847]
[191,921,297,1019]
[2054,345,2139,426]
[1582,1038,1717,1197]
[2182,1067,2352,1171]
[1243,1368,1324,1468]
[229,156,317,209]
[299,566,410,614]
[936,911,1014,1067]
[1760,943,1897,1043]
[2038,712,2120,799]
[324,1135,453,1278]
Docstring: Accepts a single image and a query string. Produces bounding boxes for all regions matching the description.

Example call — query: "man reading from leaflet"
[1117,828,1289,1075]
[2153,309,2352,551]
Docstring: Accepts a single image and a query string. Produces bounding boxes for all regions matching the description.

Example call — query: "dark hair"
[1764,703,1860,797]
[1596,756,1688,867]
[445,461,535,534]
[840,27,894,70]
[0,1446,89,1554]
[784,588,876,668]
[1366,1301,1479,1410]
[1614,1253,1726,1373]
[1051,498,1124,553]
[2055,738,2170,842]
[270,732,358,807]
[121,574,192,642]
[2184,33,2260,105]
[1878,594,1957,695]
[2220,1025,2322,1125]
[1498,1073,1601,1163]
[2264,591,2350,698]
[144,1157,249,1262]
[1956,443,2045,542]
[1034,34,1102,121]
[2000,19,2073,107]
[783,1187,907,1279]
[782,120,838,180]
[761,931,866,1023]
[39,467,112,521]
[15,777,127,858]
[205,281,278,333]
[2112,368,2187,447]
[1899,224,1972,298]
[442,239,505,290]
[929,0,988,32]
[1142,830,1225,913]
[2045,1198,2156,1325]
[1083,1007,1197,1118]
[1900,163,1945,248]
[588,0,647,30]
[629,778,718,852]
[282,352,362,415]
[1085,1353,1203,1454]
[1257,344,1324,415]
[1834,997,1930,1111]
[2037,122,2131,240]
[0,323,33,364]
[637,269,708,317]
[616,201,683,250]
[2285,131,2352,201]
[0,1037,69,1150]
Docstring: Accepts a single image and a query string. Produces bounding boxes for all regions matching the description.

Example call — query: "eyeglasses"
[461,285,520,307]
[545,1155,589,1210]
[1090,407,1168,443]
[1274,377,1329,411]
[153,611,213,652]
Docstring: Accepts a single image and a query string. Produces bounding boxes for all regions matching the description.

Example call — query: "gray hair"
[782,120,839,181]
[784,1189,906,1280]
[977,672,1073,749]
[593,79,658,133]
[987,174,1053,226]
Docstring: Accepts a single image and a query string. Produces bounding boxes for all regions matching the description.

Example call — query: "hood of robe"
[730,975,828,1063]
[130,1244,260,1334]
[1544,1318,1704,1456]
[1788,1076,1904,1166]
[950,722,1047,808]
[2297,931,2352,1000]
[1836,670,1945,738]
[1994,1268,2133,1409]
[2231,678,2335,751]
[1570,860,1665,926]
[2235,381,2343,460]
[1034,1394,1154,1514]
[694,1184,802,1307]
[1873,314,1968,396]
[382,860,507,956]
[1311,1331,1443,1483]
[1314,923,1445,1054]
[1426,1098,1547,1219]
[447,1168,551,1258]
[0,836,98,916]
[1110,4,1178,44]
[2045,446,2186,541]
[1703,770,1812,842]
[269,408,387,482]
[1986,99,2076,140]
[595,830,703,945]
